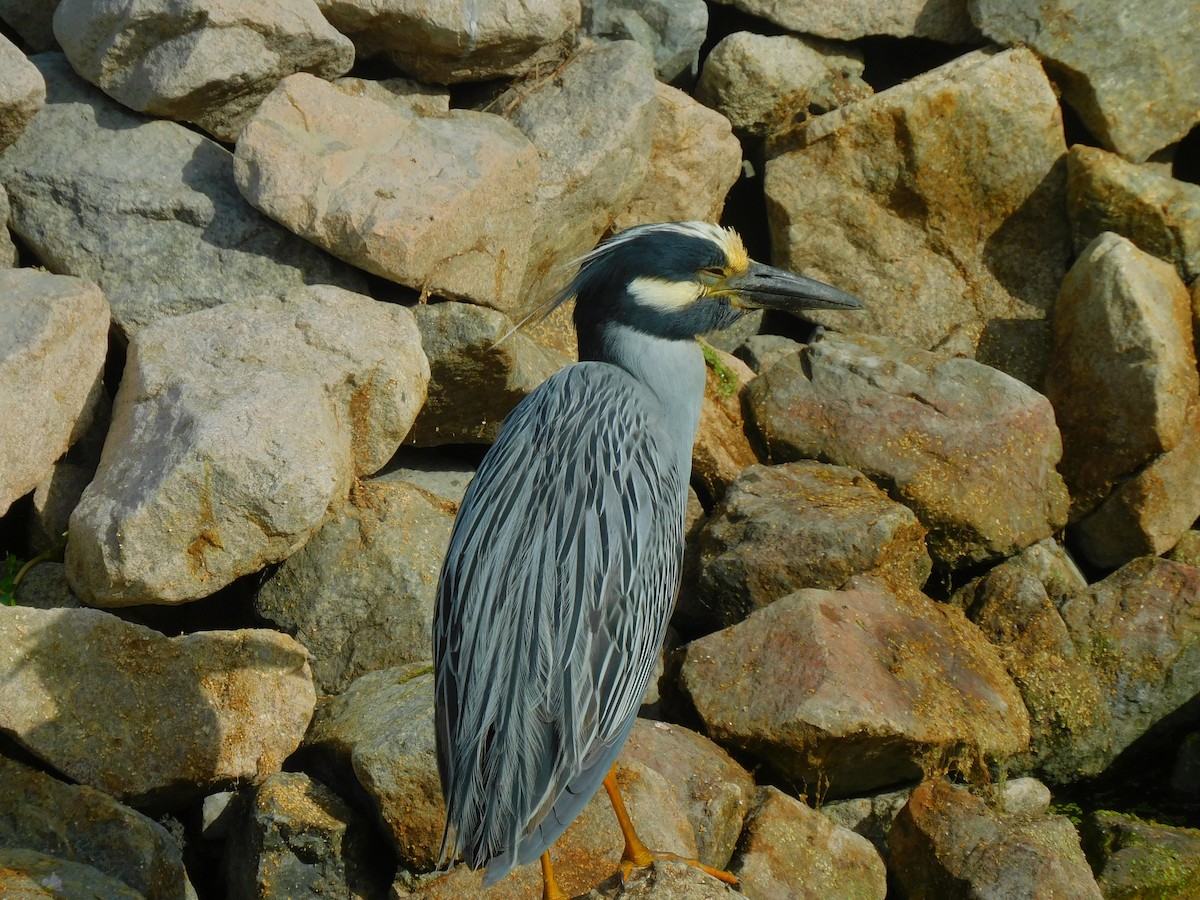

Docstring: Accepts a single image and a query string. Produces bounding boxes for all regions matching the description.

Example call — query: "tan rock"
[765,48,1070,386]
[236,74,540,311]
[710,0,979,42]
[0,32,43,150]
[691,346,757,504]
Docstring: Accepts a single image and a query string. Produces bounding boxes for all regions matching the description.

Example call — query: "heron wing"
[434,362,686,880]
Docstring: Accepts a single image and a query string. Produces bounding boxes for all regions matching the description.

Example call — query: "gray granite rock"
[709,0,980,42]
[0,605,315,807]
[67,286,429,606]
[53,0,355,142]
[820,787,912,863]
[0,755,192,899]
[255,473,455,695]
[696,31,870,138]
[889,779,1102,898]
[0,269,108,517]
[1044,232,1198,517]
[970,0,1200,161]
[0,32,43,150]
[235,74,540,312]
[11,562,82,609]
[765,48,1070,386]
[583,0,707,82]
[1068,145,1200,283]
[0,0,61,50]
[680,461,931,632]
[406,300,568,445]
[745,332,1070,568]
[0,54,366,337]
[680,577,1030,797]
[316,0,579,83]
[375,447,476,505]
[0,185,17,266]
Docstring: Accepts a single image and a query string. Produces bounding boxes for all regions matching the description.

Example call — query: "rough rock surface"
[765,48,1070,386]
[1082,811,1200,899]
[0,847,144,899]
[224,771,392,900]
[889,779,1102,898]
[696,31,870,138]
[745,332,1070,568]
[255,473,455,695]
[0,755,192,899]
[0,605,315,807]
[0,0,61,51]
[53,0,356,142]
[729,787,887,900]
[690,347,758,505]
[501,40,658,305]
[0,54,366,336]
[583,0,707,82]
[0,185,17,266]
[316,0,580,83]
[1068,145,1200,283]
[970,0,1200,161]
[680,577,1030,797]
[0,31,43,150]
[0,269,108,517]
[235,74,541,312]
[67,287,429,606]
[1044,232,1198,517]
[406,300,568,445]
[710,0,980,43]
[611,82,742,232]
[680,461,931,632]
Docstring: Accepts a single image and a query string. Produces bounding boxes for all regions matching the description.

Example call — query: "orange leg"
[601,765,739,886]
[540,851,567,900]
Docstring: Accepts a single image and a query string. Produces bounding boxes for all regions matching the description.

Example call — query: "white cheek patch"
[627,276,704,311]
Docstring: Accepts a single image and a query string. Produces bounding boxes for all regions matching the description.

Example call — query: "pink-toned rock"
[680,577,1030,797]
[1044,232,1198,516]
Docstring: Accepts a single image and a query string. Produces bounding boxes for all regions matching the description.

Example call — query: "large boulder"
[0,54,366,336]
[0,31,44,149]
[765,48,1070,386]
[67,286,429,606]
[707,0,979,43]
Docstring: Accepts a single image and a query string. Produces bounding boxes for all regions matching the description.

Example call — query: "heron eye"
[699,266,726,285]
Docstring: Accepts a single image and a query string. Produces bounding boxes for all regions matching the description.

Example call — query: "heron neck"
[590,321,706,479]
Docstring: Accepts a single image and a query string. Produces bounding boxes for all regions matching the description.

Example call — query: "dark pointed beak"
[722,261,862,312]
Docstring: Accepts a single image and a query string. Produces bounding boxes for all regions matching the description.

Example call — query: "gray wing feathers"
[434,364,685,881]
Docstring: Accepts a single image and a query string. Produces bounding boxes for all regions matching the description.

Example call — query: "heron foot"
[541,851,568,900]
[617,848,739,886]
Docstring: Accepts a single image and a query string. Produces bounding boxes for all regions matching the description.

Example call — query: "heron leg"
[540,851,567,900]
[601,765,739,886]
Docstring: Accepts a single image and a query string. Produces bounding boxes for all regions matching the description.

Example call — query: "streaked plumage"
[433,222,861,890]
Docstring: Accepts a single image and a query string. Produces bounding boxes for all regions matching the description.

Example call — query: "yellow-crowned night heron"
[434,222,861,897]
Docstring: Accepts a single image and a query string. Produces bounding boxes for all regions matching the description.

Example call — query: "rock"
[680,461,931,633]
[1059,557,1200,776]
[302,664,442,872]
[889,779,1102,898]
[820,787,912,863]
[0,32,43,150]
[315,0,579,83]
[0,755,191,899]
[695,32,870,138]
[0,605,315,807]
[1082,811,1200,898]
[1044,232,1198,517]
[709,0,980,42]
[376,447,476,505]
[224,771,393,900]
[622,719,756,869]
[744,331,1070,568]
[1171,531,1200,568]
[0,847,144,899]
[957,558,1112,783]
[1068,145,1200,283]
[0,269,108,517]
[1075,403,1200,568]
[730,787,886,900]
[67,286,429,607]
[12,562,82,609]
[0,54,366,337]
[406,300,568,446]
[255,473,456,696]
[765,48,1071,386]
[679,577,1030,797]
[53,0,355,142]
[235,74,540,312]
[501,40,658,306]
[611,82,742,232]
[579,858,736,898]
[0,185,17,266]
[969,0,1200,161]
[997,777,1052,818]
[0,1,61,51]
[583,0,707,82]
[332,74,449,116]
[690,347,758,506]
[733,334,803,374]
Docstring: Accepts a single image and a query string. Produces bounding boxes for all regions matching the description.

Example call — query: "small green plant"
[1,553,22,605]
[699,338,739,398]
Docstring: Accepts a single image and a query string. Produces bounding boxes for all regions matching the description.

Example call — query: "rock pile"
[2,1,1199,898]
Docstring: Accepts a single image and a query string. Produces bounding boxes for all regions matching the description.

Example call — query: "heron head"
[547,222,862,343]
